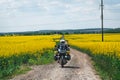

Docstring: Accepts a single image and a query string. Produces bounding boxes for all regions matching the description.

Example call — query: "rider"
[54,39,71,61]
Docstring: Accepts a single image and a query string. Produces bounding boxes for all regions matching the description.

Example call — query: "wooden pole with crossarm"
[101,0,104,42]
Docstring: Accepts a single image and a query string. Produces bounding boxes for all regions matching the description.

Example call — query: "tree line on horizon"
[0,28,120,36]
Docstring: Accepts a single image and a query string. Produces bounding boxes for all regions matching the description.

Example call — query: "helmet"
[60,39,65,44]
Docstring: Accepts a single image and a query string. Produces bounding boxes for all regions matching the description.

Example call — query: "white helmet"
[60,39,65,43]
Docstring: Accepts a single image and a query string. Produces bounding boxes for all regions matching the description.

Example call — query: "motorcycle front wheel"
[61,64,64,68]
[60,56,65,68]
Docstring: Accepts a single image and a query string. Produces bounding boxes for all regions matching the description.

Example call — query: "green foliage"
[0,49,54,79]
[94,64,110,80]
[37,50,54,65]
[93,54,120,80]
[28,50,54,65]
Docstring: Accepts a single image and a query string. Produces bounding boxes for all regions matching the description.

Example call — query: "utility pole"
[101,0,104,42]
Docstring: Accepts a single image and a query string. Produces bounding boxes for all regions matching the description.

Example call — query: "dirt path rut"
[11,48,101,80]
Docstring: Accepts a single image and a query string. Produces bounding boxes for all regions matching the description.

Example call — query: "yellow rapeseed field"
[0,35,60,57]
[65,33,120,58]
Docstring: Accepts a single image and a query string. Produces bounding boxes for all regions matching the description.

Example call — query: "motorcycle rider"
[54,39,71,61]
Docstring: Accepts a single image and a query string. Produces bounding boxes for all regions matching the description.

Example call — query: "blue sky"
[0,0,120,32]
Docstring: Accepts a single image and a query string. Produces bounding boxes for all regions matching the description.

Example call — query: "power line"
[104,19,120,21]
[104,9,120,10]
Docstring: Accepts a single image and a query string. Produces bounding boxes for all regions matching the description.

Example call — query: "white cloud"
[0,0,98,16]
[0,0,7,4]
[113,3,120,8]
[0,0,119,32]
[85,0,95,5]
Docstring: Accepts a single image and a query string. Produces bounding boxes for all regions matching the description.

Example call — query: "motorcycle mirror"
[55,45,57,47]
[68,45,70,47]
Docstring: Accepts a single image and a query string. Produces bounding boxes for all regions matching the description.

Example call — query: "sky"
[0,0,120,32]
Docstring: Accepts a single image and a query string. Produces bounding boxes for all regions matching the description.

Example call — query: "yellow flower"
[65,33,120,58]
[0,35,61,57]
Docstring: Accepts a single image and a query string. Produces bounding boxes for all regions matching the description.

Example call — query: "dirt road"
[11,48,101,80]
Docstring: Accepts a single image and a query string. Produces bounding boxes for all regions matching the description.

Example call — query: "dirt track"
[11,48,101,80]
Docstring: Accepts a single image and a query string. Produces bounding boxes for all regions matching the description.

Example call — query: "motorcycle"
[54,48,71,68]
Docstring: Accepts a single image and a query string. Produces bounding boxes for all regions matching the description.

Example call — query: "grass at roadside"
[0,49,54,79]
[2,65,32,80]
[28,50,54,65]
[94,64,110,80]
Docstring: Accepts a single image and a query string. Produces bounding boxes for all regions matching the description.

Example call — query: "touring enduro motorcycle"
[54,48,71,68]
